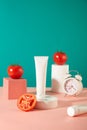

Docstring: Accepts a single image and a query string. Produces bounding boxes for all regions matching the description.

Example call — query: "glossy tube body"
[34,56,48,99]
[67,105,87,117]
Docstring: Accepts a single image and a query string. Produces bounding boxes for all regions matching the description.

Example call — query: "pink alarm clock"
[64,70,83,96]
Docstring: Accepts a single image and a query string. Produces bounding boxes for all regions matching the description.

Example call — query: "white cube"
[51,64,69,93]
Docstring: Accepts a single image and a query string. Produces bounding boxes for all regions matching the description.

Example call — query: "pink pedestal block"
[3,78,27,99]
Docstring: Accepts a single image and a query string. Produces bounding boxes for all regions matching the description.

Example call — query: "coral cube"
[3,78,27,99]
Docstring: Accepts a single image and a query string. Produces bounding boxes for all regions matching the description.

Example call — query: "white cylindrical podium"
[35,95,58,109]
[51,64,69,93]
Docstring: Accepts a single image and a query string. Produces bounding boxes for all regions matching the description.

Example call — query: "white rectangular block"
[51,64,69,93]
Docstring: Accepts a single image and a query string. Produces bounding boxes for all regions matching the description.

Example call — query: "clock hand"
[73,87,76,90]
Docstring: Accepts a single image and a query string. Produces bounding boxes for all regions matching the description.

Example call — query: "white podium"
[51,64,69,93]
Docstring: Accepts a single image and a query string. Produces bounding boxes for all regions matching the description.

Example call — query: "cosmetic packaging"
[67,105,87,117]
[34,56,48,99]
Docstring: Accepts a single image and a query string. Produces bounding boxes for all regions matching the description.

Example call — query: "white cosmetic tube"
[34,56,48,99]
[67,105,87,117]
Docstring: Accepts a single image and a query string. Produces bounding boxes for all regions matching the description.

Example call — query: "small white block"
[51,64,69,93]
[35,95,58,109]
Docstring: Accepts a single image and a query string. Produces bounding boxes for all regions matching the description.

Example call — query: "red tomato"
[17,93,36,112]
[7,65,24,79]
[53,51,67,65]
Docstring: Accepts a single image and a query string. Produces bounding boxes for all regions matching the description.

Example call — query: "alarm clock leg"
[73,94,77,97]
[64,93,67,97]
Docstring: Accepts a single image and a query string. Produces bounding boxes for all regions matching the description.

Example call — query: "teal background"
[0,0,87,87]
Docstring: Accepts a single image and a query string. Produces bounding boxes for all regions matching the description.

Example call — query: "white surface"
[34,56,48,99]
[51,64,69,93]
[35,95,58,109]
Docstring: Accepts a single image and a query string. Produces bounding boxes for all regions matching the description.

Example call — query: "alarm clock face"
[64,78,79,95]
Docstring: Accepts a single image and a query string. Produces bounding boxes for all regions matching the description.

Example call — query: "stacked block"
[51,64,69,93]
[3,78,27,99]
